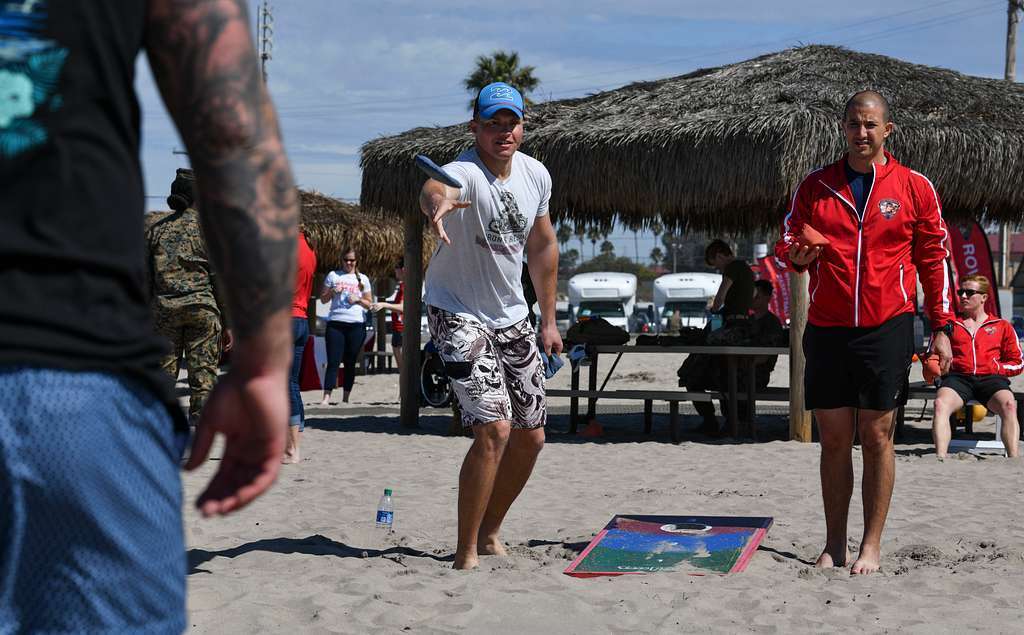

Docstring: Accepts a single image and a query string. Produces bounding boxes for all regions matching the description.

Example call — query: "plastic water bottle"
[375,488,394,529]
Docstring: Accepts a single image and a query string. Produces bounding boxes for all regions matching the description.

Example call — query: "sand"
[180,351,1024,633]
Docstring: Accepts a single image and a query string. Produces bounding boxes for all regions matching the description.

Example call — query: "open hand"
[185,368,287,517]
[426,197,471,245]
[788,244,822,267]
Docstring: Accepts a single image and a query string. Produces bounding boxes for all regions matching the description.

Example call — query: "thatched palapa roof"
[360,45,1024,232]
[298,190,434,282]
[145,189,431,284]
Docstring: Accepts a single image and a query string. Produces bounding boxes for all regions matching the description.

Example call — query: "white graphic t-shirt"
[424,148,551,328]
[323,271,372,323]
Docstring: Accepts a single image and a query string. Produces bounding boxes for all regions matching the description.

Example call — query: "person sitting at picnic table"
[679,280,783,436]
[706,239,754,337]
[930,275,1022,459]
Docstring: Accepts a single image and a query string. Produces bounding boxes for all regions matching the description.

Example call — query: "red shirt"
[950,317,1023,377]
[774,152,954,329]
[392,282,404,333]
[291,233,317,318]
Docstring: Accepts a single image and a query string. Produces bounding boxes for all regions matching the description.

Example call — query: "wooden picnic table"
[550,344,789,440]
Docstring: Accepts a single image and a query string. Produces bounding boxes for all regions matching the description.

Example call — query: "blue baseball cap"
[475,82,524,119]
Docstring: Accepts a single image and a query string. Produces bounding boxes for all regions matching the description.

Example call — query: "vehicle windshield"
[662,300,707,318]
[578,301,625,318]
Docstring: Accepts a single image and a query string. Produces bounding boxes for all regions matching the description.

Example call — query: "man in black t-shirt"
[706,239,755,320]
[0,2,298,632]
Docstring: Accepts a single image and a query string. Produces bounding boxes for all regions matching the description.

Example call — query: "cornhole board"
[564,515,772,577]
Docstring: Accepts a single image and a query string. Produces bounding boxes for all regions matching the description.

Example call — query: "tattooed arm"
[145,0,298,516]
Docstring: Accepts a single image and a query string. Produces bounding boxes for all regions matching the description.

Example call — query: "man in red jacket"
[776,90,954,574]
[932,275,1021,458]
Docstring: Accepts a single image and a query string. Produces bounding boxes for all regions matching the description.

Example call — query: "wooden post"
[789,270,813,442]
[1002,2,1021,290]
[375,297,388,371]
[400,207,423,428]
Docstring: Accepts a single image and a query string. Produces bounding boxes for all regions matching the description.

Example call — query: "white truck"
[567,272,637,332]
[653,272,722,331]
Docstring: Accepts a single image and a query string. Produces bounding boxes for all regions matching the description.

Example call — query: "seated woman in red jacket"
[932,275,1022,458]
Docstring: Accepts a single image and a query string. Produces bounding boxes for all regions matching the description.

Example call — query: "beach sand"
[181,353,1024,633]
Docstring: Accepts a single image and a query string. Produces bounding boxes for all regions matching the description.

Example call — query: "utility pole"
[1007,1,1020,81]
[257,0,274,83]
[1001,1,1022,288]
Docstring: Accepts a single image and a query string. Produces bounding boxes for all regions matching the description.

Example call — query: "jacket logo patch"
[878,198,901,219]
[985,326,997,335]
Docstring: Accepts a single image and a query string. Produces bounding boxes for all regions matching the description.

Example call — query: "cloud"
[290,142,361,156]
[135,0,1013,203]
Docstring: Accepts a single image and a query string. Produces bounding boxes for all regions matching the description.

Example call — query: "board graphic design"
[564,515,773,577]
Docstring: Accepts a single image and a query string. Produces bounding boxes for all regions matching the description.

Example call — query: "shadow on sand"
[303,412,800,445]
[187,534,606,574]
[187,534,453,574]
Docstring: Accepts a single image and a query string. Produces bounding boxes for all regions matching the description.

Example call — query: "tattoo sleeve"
[144,0,297,339]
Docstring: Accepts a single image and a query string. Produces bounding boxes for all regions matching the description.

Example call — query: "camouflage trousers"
[154,306,222,420]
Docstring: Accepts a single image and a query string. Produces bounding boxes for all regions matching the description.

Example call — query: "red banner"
[757,256,791,324]
[947,220,1000,317]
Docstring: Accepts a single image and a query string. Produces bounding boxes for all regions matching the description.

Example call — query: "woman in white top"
[318,248,372,405]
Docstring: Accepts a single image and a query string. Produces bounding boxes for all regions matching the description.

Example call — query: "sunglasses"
[956,288,983,298]
[344,258,357,263]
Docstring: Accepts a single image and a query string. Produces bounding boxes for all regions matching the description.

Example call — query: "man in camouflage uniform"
[146,168,225,422]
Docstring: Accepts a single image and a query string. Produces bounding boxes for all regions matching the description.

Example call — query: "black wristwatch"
[932,322,953,337]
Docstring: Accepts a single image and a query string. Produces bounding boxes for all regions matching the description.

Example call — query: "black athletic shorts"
[938,373,1010,407]
[803,313,915,411]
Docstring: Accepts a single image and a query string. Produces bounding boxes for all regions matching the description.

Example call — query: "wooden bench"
[558,344,790,442]
[547,386,790,442]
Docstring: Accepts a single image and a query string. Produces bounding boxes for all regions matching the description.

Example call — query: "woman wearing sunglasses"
[931,275,1022,458]
[319,248,373,406]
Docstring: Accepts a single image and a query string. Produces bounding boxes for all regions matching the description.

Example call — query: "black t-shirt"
[845,162,873,217]
[722,259,755,316]
[0,2,183,428]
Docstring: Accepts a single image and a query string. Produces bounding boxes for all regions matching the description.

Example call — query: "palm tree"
[561,248,579,272]
[574,225,586,256]
[586,227,603,259]
[556,223,573,250]
[464,51,540,111]
[650,247,664,267]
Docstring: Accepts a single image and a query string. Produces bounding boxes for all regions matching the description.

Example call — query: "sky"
[136,0,1024,263]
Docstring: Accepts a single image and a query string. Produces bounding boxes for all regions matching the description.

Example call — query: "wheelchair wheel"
[420,352,452,408]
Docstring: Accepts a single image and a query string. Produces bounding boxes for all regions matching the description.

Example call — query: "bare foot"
[477,535,507,556]
[851,544,881,575]
[453,552,479,570]
[281,451,300,464]
[815,545,850,568]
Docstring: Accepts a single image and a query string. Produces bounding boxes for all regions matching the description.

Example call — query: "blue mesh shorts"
[0,367,186,634]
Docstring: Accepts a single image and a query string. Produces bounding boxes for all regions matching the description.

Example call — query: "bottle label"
[376,510,393,525]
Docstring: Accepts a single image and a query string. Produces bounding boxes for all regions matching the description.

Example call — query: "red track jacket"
[950,317,1024,377]
[775,152,955,329]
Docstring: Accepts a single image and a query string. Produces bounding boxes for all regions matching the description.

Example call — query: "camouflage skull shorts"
[426,306,546,429]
